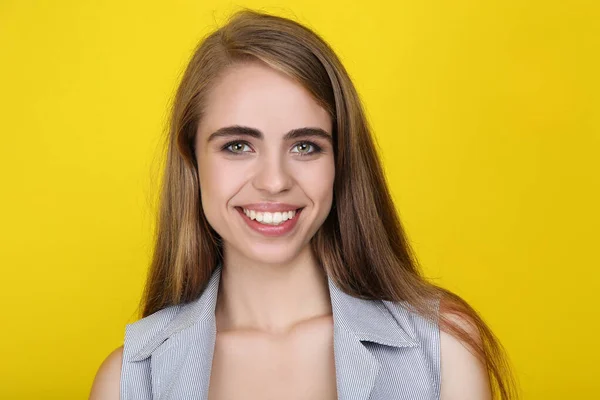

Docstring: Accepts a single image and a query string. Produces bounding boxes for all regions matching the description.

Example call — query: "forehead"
[199,61,332,137]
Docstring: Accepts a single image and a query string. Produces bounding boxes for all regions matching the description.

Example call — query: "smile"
[241,207,299,225]
[235,207,304,237]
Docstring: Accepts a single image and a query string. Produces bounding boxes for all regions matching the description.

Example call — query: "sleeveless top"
[120,264,441,400]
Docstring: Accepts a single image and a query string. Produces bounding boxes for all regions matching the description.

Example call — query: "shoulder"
[89,346,123,400]
[439,308,492,400]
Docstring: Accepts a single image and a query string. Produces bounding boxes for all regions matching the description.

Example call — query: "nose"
[251,151,293,194]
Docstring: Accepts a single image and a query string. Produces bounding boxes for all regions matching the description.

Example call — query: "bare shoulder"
[89,346,123,400]
[440,311,491,400]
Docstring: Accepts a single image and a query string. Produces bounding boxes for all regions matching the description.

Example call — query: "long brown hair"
[141,8,519,399]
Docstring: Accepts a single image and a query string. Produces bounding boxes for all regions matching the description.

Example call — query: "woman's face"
[195,61,335,266]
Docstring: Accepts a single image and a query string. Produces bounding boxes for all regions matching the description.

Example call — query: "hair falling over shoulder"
[140,8,519,399]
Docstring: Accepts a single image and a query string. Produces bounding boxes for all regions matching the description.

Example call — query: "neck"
[215,246,332,335]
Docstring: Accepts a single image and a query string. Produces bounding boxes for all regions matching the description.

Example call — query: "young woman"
[90,9,518,400]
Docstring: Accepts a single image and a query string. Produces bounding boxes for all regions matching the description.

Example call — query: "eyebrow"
[206,125,333,144]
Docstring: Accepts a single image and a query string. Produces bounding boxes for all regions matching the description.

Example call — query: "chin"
[244,247,299,266]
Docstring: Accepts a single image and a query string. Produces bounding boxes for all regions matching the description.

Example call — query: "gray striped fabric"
[120,263,441,399]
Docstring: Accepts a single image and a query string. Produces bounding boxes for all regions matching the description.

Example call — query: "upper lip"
[238,203,303,212]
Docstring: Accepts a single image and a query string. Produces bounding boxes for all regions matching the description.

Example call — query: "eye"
[291,142,322,156]
[222,141,252,154]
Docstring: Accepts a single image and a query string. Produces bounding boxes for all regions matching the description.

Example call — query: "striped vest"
[120,264,441,399]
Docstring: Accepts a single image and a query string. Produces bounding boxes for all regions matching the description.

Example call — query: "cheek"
[298,158,335,206]
[198,157,244,219]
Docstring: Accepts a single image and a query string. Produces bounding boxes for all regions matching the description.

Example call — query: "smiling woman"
[89,8,518,400]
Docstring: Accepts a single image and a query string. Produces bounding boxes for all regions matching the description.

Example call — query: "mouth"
[235,206,304,226]
[234,206,304,237]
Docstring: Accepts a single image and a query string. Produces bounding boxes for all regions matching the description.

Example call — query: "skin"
[89,61,491,399]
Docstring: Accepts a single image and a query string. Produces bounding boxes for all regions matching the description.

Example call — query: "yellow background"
[1,1,598,398]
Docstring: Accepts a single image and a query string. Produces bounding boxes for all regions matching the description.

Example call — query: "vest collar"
[128,262,420,400]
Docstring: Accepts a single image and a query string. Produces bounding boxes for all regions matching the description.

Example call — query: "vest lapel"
[327,276,420,400]
[149,321,216,399]
[129,264,221,400]
[332,325,380,400]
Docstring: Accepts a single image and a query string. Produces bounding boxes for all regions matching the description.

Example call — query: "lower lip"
[236,207,303,237]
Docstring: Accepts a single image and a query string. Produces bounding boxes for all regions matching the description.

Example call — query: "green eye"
[292,142,322,155]
[224,142,251,153]
[294,143,311,153]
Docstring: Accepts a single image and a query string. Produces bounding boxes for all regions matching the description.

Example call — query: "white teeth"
[242,208,298,226]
